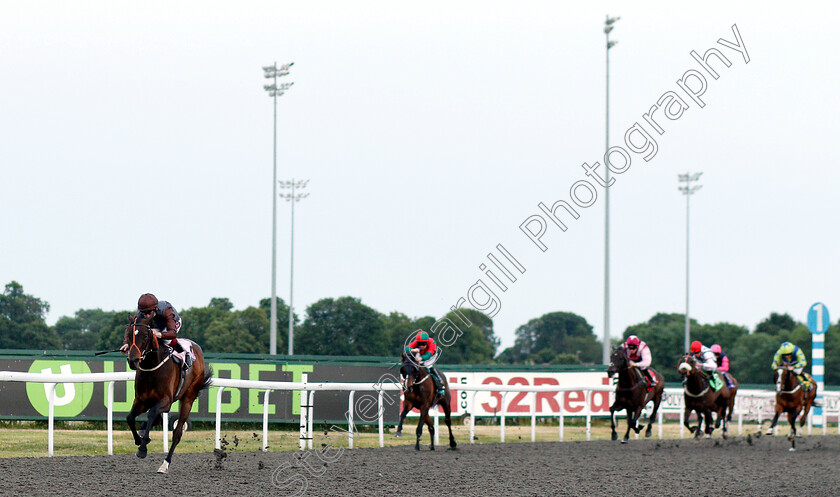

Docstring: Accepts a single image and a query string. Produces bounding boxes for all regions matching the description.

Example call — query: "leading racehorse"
[125,313,212,473]
[766,364,817,450]
[396,353,456,451]
[677,354,730,439]
[607,346,664,443]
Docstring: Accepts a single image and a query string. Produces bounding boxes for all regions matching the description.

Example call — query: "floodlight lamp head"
[262,65,276,72]
[607,40,618,49]
[605,16,620,25]
[604,25,614,34]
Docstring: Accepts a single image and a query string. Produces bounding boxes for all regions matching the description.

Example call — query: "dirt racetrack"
[2,434,839,497]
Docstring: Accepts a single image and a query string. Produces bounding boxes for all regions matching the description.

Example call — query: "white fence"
[1,370,839,456]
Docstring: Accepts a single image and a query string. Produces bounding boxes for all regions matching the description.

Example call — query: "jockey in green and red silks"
[404,331,445,396]
[406,331,437,361]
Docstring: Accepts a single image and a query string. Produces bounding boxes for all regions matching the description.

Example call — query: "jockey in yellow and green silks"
[771,342,814,391]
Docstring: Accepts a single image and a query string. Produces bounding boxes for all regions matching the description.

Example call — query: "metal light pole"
[263,62,294,355]
[279,179,309,355]
[679,172,703,352]
[603,15,619,364]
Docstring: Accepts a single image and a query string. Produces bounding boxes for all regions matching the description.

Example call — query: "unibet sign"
[26,361,94,417]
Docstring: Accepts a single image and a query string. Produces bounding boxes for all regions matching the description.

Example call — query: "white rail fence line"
[1,370,839,456]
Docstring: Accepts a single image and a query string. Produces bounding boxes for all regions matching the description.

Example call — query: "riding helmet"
[415,331,430,343]
[779,342,795,355]
[690,340,702,353]
[138,293,159,312]
[710,344,722,354]
[625,335,641,347]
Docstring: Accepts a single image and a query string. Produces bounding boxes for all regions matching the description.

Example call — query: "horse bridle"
[679,356,711,397]
[775,366,801,394]
[609,352,646,391]
[400,360,430,392]
[128,317,169,371]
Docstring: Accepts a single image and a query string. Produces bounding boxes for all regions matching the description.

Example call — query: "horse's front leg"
[703,410,714,438]
[126,401,145,447]
[136,402,163,459]
[415,407,427,451]
[788,410,798,451]
[424,410,436,451]
[609,403,619,441]
[622,407,637,443]
[395,403,411,438]
[766,406,782,435]
[683,406,697,436]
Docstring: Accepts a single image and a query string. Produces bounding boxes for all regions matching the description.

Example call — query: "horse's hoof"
[136,447,147,459]
[394,432,402,438]
[765,430,774,436]
[620,438,628,444]
[414,445,420,451]
[430,446,435,451]
[611,432,618,441]
[157,461,169,474]
[789,447,797,452]
[704,434,712,439]
[449,442,457,449]
[645,431,652,438]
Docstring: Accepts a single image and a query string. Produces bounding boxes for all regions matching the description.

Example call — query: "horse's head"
[607,346,627,378]
[400,353,419,390]
[774,365,797,393]
[677,354,698,377]
[125,313,159,370]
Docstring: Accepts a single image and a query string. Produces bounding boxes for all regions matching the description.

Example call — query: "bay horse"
[125,313,212,473]
[395,353,456,451]
[766,365,817,450]
[677,354,730,439]
[606,347,664,443]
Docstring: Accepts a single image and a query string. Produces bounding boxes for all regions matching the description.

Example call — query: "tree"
[434,309,499,364]
[755,312,796,336]
[297,297,389,356]
[0,281,60,349]
[96,311,134,350]
[499,311,601,365]
[258,297,296,352]
[54,308,120,350]
[624,313,690,382]
[204,307,270,354]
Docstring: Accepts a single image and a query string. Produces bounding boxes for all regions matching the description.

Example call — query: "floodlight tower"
[263,61,294,355]
[603,15,619,364]
[279,179,309,355]
[679,172,703,352]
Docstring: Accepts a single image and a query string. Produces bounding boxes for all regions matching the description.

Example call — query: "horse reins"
[680,359,711,397]
[129,318,167,372]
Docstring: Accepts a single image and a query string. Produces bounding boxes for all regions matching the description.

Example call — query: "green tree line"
[2,281,839,384]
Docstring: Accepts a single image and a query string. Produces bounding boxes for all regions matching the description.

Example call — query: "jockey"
[711,344,735,388]
[689,340,722,389]
[771,342,814,391]
[622,335,656,390]
[404,331,445,396]
[120,293,191,369]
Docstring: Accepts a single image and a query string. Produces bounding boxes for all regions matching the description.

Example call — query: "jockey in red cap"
[622,335,656,390]
[690,340,722,390]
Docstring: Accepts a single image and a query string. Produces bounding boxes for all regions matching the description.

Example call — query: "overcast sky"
[2,1,838,354]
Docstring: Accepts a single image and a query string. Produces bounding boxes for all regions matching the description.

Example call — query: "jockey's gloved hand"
[119,344,129,353]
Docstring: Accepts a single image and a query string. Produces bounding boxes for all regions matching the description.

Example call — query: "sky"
[2,1,839,355]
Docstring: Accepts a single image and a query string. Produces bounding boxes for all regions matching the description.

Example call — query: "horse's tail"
[201,366,214,391]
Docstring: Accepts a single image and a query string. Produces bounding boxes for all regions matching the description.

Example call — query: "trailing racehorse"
[677,354,730,439]
[125,313,212,473]
[396,353,456,451]
[766,365,817,451]
[607,346,664,443]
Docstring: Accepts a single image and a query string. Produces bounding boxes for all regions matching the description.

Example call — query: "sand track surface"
[1,435,838,496]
